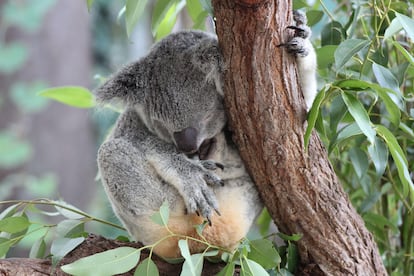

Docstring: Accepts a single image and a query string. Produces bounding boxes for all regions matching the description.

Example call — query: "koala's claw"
[201,160,224,171]
[287,25,310,39]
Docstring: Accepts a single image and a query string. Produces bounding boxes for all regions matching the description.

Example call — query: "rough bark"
[0,235,225,276]
[212,0,387,275]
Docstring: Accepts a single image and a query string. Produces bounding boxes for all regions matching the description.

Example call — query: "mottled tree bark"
[212,0,386,275]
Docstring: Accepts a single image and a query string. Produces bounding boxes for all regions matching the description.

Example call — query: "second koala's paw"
[278,10,312,58]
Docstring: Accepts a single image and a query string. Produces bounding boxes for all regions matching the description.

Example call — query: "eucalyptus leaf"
[125,0,149,37]
[61,247,140,276]
[247,239,281,269]
[349,147,369,180]
[395,12,414,41]
[305,86,326,149]
[0,238,12,257]
[334,39,370,70]
[134,257,159,276]
[376,125,414,201]
[367,137,388,177]
[216,262,235,276]
[29,237,46,259]
[150,201,170,226]
[341,92,376,144]
[51,237,85,265]
[38,86,95,108]
[0,216,30,234]
[54,200,85,220]
[384,17,403,39]
[241,258,270,276]
[180,253,204,276]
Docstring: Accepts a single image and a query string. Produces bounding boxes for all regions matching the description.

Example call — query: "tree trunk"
[212,0,387,275]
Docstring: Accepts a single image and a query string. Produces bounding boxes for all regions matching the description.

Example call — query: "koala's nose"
[173,127,198,153]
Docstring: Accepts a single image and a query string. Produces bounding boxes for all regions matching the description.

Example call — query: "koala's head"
[96,30,226,158]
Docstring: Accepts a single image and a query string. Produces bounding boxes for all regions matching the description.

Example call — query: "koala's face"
[147,79,226,157]
[96,30,226,158]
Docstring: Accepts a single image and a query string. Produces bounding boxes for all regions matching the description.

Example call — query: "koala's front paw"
[182,160,224,224]
[279,10,312,57]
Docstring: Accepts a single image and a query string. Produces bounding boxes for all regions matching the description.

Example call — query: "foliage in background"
[0,0,60,255]
[1,0,414,275]
[301,1,414,275]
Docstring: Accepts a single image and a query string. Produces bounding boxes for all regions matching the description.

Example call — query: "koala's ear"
[95,62,145,106]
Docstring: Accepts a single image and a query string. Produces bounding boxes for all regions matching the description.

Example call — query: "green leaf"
[395,12,414,41]
[61,247,140,276]
[241,258,270,276]
[86,0,94,11]
[181,253,204,276]
[247,239,281,269]
[0,131,32,168]
[56,219,85,238]
[367,137,388,177]
[186,0,204,22]
[134,257,159,276]
[216,262,235,276]
[286,242,299,273]
[375,125,414,201]
[0,42,28,74]
[0,216,30,233]
[392,41,414,66]
[305,86,326,149]
[30,237,46,259]
[335,79,401,126]
[316,45,337,69]
[349,147,369,180]
[54,200,85,220]
[152,0,176,35]
[321,21,344,46]
[306,10,324,26]
[372,63,400,94]
[334,39,370,70]
[256,208,272,236]
[329,123,363,153]
[341,92,376,144]
[0,238,13,257]
[363,212,399,233]
[150,201,170,226]
[51,237,85,265]
[277,232,302,242]
[178,239,204,276]
[384,17,403,39]
[153,1,186,41]
[38,86,95,108]
[125,0,149,37]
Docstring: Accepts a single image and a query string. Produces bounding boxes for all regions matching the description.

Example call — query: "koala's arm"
[280,10,318,111]
[103,110,223,221]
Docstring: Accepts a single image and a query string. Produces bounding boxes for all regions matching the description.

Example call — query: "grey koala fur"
[97,12,317,258]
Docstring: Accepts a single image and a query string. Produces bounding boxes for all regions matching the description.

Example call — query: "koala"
[96,11,317,259]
